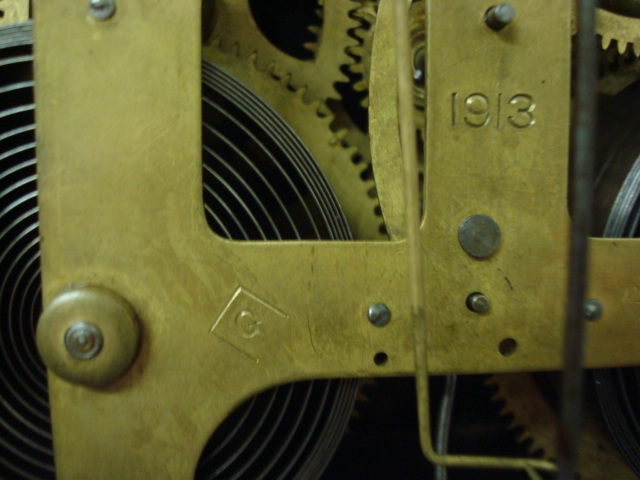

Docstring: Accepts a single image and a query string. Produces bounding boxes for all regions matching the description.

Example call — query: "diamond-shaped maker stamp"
[210,287,290,363]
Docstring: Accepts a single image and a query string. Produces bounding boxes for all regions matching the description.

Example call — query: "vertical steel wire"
[558,0,597,478]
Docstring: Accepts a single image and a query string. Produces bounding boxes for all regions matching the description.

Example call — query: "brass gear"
[348,1,377,108]
[208,0,361,104]
[597,7,640,54]
[203,43,383,240]
[569,3,640,94]
[598,39,640,96]
[349,0,425,132]
[571,4,640,55]
[487,374,636,479]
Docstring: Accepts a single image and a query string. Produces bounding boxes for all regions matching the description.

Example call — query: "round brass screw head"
[89,0,116,21]
[36,287,140,387]
[368,303,391,327]
[485,3,516,31]
[466,293,490,314]
[584,299,603,322]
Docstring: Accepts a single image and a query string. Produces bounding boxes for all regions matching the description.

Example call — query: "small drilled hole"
[0,10,5,18]
[374,352,388,366]
[499,338,517,357]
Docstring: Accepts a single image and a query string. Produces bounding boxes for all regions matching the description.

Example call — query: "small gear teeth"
[600,35,639,55]
[348,44,367,58]
[210,0,361,104]
[487,374,638,480]
[617,38,639,56]
[351,80,367,92]
[352,2,377,24]
[303,42,318,53]
[331,128,349,143]
[596,7,640,57]
[348,62,365,75]
[262,61,277,79]
[347,3,377,108]
[601,34,615,51]
[351,28,367,43]
[485,374,552,457]
[278,72,293,88]
[228,41,240,57]
[307,25,322,37]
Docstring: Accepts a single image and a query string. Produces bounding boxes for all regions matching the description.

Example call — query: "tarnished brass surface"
[398,0,554,476]
[0,0,28,26]
[586,238,640,366]
[416,0,572,374]
[30,0,640,477]
[33,6,411,476]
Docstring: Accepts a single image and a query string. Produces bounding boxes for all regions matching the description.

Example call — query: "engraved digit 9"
[507,94,535,128]
[464,94,490,127]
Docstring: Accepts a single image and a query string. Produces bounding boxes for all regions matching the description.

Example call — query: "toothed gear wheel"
[208,0,361,104]
[598,40,640,96]
[487,374,636,479]
[348,1,377,108]
[203,43,383,240]
[349,0,425,134]
[597,7,640,55]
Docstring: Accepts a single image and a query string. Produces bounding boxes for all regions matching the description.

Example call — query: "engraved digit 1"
[451,93,458,128]
[464,93,490,128]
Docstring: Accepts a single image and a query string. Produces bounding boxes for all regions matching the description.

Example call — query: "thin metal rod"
[396,0,424,327]
[558,0,598,478]
[396,0,556,476]
[435,375,457,480]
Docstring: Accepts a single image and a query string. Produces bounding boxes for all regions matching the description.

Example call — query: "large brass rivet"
[458,214,501,259]
[36,287,140,387]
